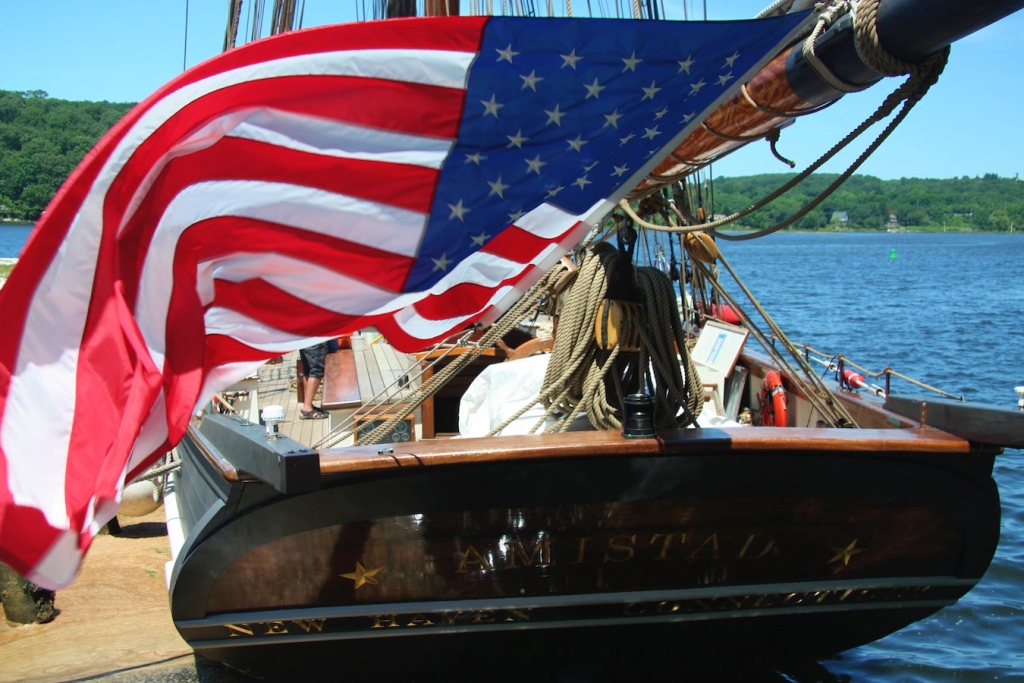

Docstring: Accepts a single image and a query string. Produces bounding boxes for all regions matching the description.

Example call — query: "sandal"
[300,409,328,420]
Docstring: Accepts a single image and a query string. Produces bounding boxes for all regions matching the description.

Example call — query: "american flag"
[0,14,806,588]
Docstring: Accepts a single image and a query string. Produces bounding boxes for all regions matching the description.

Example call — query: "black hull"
[167,416,1000,678]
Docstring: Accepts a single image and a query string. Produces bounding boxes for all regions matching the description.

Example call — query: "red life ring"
[759,371,788,427]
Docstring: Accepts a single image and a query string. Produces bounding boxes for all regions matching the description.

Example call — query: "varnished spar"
[628,0,1024,197]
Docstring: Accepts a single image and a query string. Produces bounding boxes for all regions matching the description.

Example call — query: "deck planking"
[255,349,331,446]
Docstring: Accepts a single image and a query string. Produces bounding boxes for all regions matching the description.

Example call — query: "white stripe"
[228,109,453,169]
[1,352,78,527]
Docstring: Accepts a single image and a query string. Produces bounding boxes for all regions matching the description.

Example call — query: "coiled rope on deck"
[490,242,702,435]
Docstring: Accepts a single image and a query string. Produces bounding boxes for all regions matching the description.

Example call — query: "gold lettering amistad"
[687,533,721,559]
[507,539,551,568]
[455,545,494,573]
[736,534,774,559]
[604,534,637,562]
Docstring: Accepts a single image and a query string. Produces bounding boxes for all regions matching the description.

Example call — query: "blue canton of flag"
[409,14,809,289]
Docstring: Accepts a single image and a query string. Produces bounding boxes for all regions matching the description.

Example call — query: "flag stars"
[689,79,707,96]
[471,231,490,247]
[622,51,643,72]
[641,80,662,101]
[717,72,734,86]
[567,135,587,152]
[583,161,599,172]
[481,94,503,118]
[487,176,509,198]
[604,108,623,128]
[432,253,452,272]
[677,55,694,74]
[464,151,486,165]
[496,44,519,63]
[653,107,669,119]
[545,104,566,127]
[643,126,662,140]
[508,209,525,222]
[525,154,547,174]
[520,70,543,91]
[612,163,630,177]
[546,185,565,198]
[448,199,469,221]
[619,132,635,146]
[724,50,740,69]
[681,112,696,124]
[573,174,592,190]
[506,129,528,148]
[584,77,606,100]
[560,48,582,69]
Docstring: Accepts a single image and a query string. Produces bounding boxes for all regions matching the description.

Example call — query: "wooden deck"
[253,349,333,446]
[222,341,422,450]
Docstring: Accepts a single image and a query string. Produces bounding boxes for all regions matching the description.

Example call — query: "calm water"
[0,222,33,258]
[715,232,1024,682]
[3,228,1022,679]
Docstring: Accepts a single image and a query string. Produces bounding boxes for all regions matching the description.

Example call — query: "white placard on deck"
[691,320,749,377]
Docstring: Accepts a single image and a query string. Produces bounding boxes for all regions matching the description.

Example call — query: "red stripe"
[212,280,364,338]
[478,223,567,263]
[172,17,490,94]
[179,216,415,292]
[64,277,165,536]
[116,136,436,305]
[0,505,65,578]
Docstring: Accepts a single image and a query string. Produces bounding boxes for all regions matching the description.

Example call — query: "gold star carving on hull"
[341,561,384,590]
[829,539,866,566]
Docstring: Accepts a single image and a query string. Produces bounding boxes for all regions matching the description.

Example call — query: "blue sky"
[2,0,1022,180]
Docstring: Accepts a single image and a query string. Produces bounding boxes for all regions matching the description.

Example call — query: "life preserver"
[759,371,788,427]
[842,369,866,390]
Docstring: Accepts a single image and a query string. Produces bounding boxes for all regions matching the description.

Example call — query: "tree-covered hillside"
[0,90,134,220]
[710,173,1024,232]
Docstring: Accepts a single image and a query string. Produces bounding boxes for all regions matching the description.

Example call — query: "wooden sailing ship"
[161,0,1024,677]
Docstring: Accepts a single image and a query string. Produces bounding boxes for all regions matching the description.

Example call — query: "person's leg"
[302,375,322,413]
[298,343,329,418]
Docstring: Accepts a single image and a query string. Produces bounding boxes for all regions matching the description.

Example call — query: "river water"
[2,225,1022,680]
[0,223,33,260]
